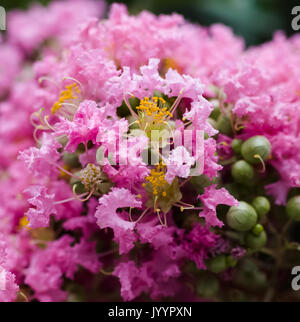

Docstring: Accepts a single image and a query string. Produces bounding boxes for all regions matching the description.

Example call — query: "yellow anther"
[136,96,173,124]
[145,163,168,198]
[51,82,81,114]
[59,164,71,178]
[19,216,29,228]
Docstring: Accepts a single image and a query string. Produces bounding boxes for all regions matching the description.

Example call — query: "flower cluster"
[0,1,300,302]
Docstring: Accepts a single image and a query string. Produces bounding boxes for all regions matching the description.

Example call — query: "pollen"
[59,164,71,179]
[162,58,181,74]
[19,216,30,228]
[145,163,168,198]
[80,163,102,190]
[136,96,173,124]
[51,83,80,114]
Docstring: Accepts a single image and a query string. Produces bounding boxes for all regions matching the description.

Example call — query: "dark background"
[1,0,299,46]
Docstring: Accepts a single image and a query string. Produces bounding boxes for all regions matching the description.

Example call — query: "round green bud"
[197,275,219,298]
[231,160,254,185]
[231,139,243,155]
[216,114,233,136]
[246,230,267,250]
[251,196,271,218]
[226,255,238,268]
[226,201,258,232]
[286,196,300,221]
[241,135,271,164]
[252,223,264,235]
[207,255,227,274]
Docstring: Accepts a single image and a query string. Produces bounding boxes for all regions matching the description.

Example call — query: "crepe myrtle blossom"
[211,34,300,204]
[7,0,300,303]
[7,0,105,55]
[16,53,239,302]
[20,58,229,231]
[67,3,243,83]
[0,235,19,302]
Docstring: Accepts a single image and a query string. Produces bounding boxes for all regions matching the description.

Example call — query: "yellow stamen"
[136,96,173,124]
[19,216,30,229]
[51,83,80,114]
[145,162,168,198]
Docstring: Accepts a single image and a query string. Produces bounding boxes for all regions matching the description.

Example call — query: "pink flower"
[0,44,22,97]
[19,133,61,177]
[165,146,195,184]
[0,235,18,302]
[183,223,221,269]
[24,185,57,228]
[265,181,290,206]
[95,188,142,254]
[8,0,105,55]
[113,261,149,301]
[54,100,110,153]
[0,269,19,302]
[198,185,238,227]
[25,236,100,301]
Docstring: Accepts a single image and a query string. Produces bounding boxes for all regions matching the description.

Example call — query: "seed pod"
[226,201,258,232]
[252,223,264,235]
[252,196,270,218]
[231,160,254,184]
[216,114,233,136]
[207,255,227,274]
[241,135,271,164]
[246,230,267,249]
[231,139,243,155]
[286,196,300,221]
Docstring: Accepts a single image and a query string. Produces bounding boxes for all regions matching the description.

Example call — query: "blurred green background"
[1,0,299,46]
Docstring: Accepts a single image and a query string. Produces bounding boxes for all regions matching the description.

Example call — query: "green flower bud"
[231,139,243,155]
[252,223,264,235]
[251,196,271,218]
[226,255,238,267]
[231,160,254,185]
[226,201,258,232]
[246,230,267,249]
[207,255,227,274]
[216,114,233,136]
[286,196,300,221]
[241,135,271,164]
[197,275,219,298]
